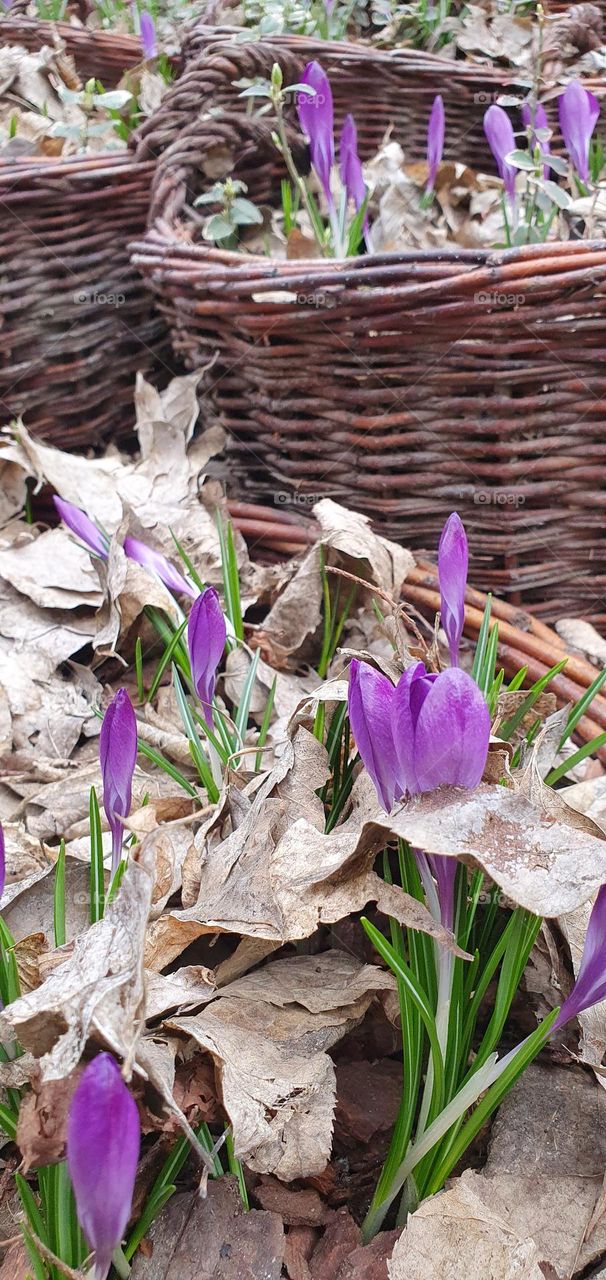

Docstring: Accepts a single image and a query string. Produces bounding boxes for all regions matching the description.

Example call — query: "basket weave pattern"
[0,152,171,445]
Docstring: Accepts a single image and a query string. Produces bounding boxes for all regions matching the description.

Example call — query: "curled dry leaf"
[481,1063,606,1276]
[0,839,154,1079]
[384,773,606,917]
[168,952,396,1180]
[169,740,462,954]
[257,500,413,664]
[388,1169,546,1280]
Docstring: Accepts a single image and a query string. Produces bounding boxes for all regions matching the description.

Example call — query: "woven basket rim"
[0,14,142,53]
[135,226,606,277]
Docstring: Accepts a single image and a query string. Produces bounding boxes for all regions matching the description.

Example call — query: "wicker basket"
[132,40,606,622]
[0,15,145,86]
[0,151,172,446]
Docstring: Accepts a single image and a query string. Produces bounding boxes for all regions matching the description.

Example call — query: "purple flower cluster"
[297,62,367,232]
[484,81,601,198]
[348,513,489,813]
[54,497,194,598]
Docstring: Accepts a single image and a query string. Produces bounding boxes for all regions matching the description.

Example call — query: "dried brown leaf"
[168,951,395,1179]
[0,840,154,1078]
[385,775,606,917]
[388,1170,546,1280]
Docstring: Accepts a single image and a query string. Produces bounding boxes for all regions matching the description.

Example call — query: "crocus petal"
[123,536,195,598]
[348,659,401,813]
[139,9,156,58]
[187,587,227,728]
[483,104,517,200]
[54,497,108,559]
[521,99,550,179]
[297,61,335,210]
[68,1054,140,1280]
[99,689,137,873]
[0,823,4,903]
[394,662,437,796]
[554,885,606,1029]
[559,80,600,184]
[412,668,491,793]
[339,114,366,212]
[426,94,445,193]
[438,512,468,667]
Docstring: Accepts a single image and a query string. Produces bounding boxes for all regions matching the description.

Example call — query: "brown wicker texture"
[0,151,172,446]
[132,40,606,624]
[0,15,145,86]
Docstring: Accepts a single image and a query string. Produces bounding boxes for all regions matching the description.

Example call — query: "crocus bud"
[99,689,137,873]
[438,512,468,667]
[426,94,445,194]
[554,885,606,1030]
[559,80,600,184]
[0,823,4,902]
[139,9,157,59]
[54,497,108,559]
[68,1054,140,1280]
[123,536,195,598]
[395,663,490,796]
[297,61,335,211]
[347,659,401,813]
[187,587,227,728]
[483,104,517,201]
[339,114,367,214]
[521,99,550,179]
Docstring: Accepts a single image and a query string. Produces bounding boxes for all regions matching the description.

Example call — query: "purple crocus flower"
[139,9,157,59]
[426,94,445,194]
[297,61,335,212]
[54,497,194,597]
[187,587,227,728]
[554,885,606,1030]
[521,100,550,179]
[68,1054,140,1280]
[123,536,195,599]
[99,689,137,873]
[54,496,108,559]
[340,114,367,214]
[347,658,400,813]
[438,512,468,667]
[559,80,600,184]
[395,663,491,796]
[483,104,517,201]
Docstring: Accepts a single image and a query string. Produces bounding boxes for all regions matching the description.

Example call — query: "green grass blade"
[471,595,492,685]
[234,649,260,741]
[225,1131,249,1209]
[137,740,199,799]
[135,637,145,704]
[546,730,606,785]
[170,529,206,594]
[89,786,105,925]
[53,839,66,948]
[559,665,606,748]
[173,667,220,802]
[148,618,188,704]
[255,675,276,772]
[499,659,568,741]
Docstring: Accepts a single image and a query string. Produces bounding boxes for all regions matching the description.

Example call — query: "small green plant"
[195,179,263,249]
